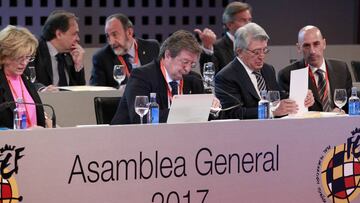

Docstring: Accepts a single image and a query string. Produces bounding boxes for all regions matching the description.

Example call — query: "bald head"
[298,25,323,44]
[297,25,326,68]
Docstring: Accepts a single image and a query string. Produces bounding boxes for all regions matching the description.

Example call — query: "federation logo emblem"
[319,128,360,203]
[0,145,24,202]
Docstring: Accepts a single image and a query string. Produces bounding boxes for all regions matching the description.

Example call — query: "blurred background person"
[199,1,252,74]
[0,25,46,128]
[28,10,85,92]
[90,13,160,88]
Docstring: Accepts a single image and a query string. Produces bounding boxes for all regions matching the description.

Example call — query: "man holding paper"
[278,25,352,112]
[214,23,314,119]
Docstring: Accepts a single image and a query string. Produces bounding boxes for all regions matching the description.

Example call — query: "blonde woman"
[0,25,46,129]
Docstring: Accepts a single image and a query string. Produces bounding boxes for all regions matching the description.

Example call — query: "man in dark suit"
[278,25,352,112]
[111,30,204,124]
[215,23,314,120]
[29,10,85,91]
[198,2,252,74]
[90,13,160,88]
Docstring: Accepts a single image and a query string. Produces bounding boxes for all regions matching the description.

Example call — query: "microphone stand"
[0,101,57,128]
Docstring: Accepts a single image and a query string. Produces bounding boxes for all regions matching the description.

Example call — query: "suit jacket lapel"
[108,45,120,66]
[326,59,336,100]
[236,60,260,100]
[39,38,54,81]
[0,70,16,110]
[224,35,234,58]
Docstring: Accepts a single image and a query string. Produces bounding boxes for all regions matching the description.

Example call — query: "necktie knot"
[169,81,178,96]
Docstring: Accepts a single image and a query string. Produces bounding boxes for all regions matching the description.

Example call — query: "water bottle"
[348,87,360,116]
[13,98,27,129]
[258,90,270,119]
[147,93,159,124]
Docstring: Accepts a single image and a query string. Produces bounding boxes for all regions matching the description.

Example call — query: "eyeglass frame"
[245,47,270,56]
[177,58,197,69]
[13,55,36,63]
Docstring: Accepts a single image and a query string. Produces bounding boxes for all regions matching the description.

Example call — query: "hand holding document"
[289,67,309,117]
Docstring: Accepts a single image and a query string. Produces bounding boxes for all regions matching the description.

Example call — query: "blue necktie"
[169,81,178,96]
[122,54,133,72]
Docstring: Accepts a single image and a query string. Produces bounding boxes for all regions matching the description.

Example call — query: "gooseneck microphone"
[189,75,244,112]
[0,101,57,128]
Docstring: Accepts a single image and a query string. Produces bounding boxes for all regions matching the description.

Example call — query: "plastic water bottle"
[258,90,270,119]
[13,98,27,129]
[348,87,360,116]
[147,93,159,124]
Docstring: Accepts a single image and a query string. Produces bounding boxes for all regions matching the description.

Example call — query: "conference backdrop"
[0,0,358,47]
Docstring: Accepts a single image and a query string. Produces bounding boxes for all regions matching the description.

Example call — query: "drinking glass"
[334,89,347,111]
[28,66,36,83]
[134,96,149,124]
[113,65,126,87]
[203,62,215,93]
[267,91,281,119]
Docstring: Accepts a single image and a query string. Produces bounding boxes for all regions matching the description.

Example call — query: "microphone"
[188,74,244,113]
[0,101,57,128]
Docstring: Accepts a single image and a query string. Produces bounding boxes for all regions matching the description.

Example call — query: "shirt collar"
[310,58,326,74]
[236,56,255,75]
[226,32,235,43]
[46,41,59,57]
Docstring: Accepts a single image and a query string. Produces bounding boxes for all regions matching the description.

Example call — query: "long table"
[0,116,359,202]
[39,89,121,127]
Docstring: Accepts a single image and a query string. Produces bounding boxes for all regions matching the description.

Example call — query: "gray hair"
[222,1,251,24]
[234,22,269,52]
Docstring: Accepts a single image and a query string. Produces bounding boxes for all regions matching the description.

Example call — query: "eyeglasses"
[178,59,197,69]
[246,47,270,56]
[14,55,36,63]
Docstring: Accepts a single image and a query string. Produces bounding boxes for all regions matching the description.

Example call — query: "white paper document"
[289,67,309,116]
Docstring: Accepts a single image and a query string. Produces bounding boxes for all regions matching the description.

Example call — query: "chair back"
[351,61,360,82]
[94,97,121,124]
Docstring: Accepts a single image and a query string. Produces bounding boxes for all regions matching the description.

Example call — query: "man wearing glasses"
[214,23,314,119]
[111,30,204,124]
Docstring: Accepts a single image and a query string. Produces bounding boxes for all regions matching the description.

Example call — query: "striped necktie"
[253,71,267,92]
[316,69,331,112]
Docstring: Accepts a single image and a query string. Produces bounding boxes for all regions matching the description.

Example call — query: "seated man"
[215,23,314,119]
[29,10,85,91]
[278,25,352,112]
[90,13,160,88]
[111,30,204,124]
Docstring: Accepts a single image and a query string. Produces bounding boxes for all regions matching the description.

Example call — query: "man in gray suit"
[278,25,352,112]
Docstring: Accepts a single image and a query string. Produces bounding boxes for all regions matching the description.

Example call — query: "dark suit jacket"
[200,34,234,75]
[215,58,283,119]
[90,38,160,88]
[278,59,352,112]
[0,69,45,128]
[111,60,204,124]
[28,37,85,88]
